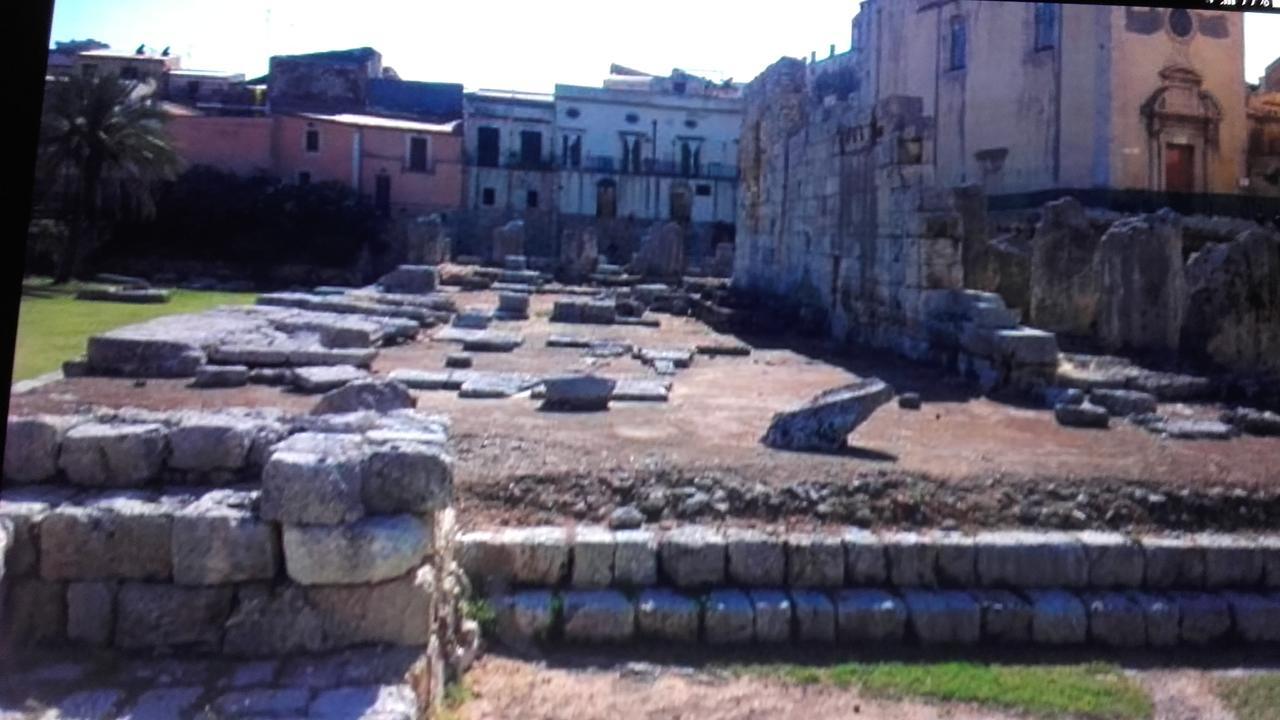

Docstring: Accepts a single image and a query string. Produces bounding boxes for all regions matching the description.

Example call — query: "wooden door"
[1165,143,1195,193]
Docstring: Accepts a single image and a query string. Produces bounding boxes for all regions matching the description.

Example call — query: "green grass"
[1219,674,1280,720]
[11,278,256,382]
[735,661,1153,720]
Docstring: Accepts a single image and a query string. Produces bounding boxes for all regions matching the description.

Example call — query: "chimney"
[810,51,817,64]
[830,44,836,58]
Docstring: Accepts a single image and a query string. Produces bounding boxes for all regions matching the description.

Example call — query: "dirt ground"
[10,290,1280,531]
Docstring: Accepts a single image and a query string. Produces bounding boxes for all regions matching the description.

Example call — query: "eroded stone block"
[1026,590,1087,645]
[974,531,1088,588]
[172,489,278,585]
[562,590,635,643]
[726,529,785,587]
[835,590,907,643]
[114,583,233,651]
[58,423,168,487]
[704,590,754,644]
[787,534,845,588]
[636,589,700,642]
[660,527,726,588]
[283,515,430,586]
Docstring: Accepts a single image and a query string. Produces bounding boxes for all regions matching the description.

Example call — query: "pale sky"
[48,1,1280,92]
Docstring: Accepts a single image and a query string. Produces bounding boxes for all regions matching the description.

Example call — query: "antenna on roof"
[135,43,146,55]
[162,46,171,57]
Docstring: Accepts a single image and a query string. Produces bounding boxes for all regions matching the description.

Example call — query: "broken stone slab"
[611,379,671,402]
[290,366,371,394]
[695,342,752,357]
[787,533,845,588]
[660,527,727,588]
[287,348,378,369]
[613,530,659,587]
[1221,407,1280,437]
[883,531,939,588]
[211,346,291,367]
[845,529,889,586]
[570,526,616,589]
[562,590,635,643]
[636,589,700,642]
[541,375,617,412]
[635,347,695,369]
[312,380,417,415]
[282,515,430,585]
[835,590,908,642]
[974,531,1089,588]
[4,415,80,483]
[457,527,569,588]
[1144,418,1237,441]
[971,590,1032,644]
[1223,592,1280,643]
[749,590,793,644]
[492,591,556,644]
[704,589,754,644]
[114,583,233,651]
[726,529,785,587]
[547,335,593,349]
[363,441,453,515]
[1088,389,1158,417]
[791,590,836,644]
[461,332,524,353]
[458,372,540,399]
[387,369,473,391]
[762,378,894,452]
[172,489,279,585]
[1172,592,1233,645]
[903,590,981,645]
[58,422,168,487]
[1026,590,1088,645]
[453,308,494,330]
[76,287,171,304]
[585,340,634,358]
[1129,591,1180,647]
[1054,402,1110,429]
[1077,531,1145,589]
[190,365,249,389]
[260,448,366,526]
[445,353,473,369]
[1083,592,1146,648]
[378,266,438,295]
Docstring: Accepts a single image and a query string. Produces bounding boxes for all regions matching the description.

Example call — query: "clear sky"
[48,0,1280,91]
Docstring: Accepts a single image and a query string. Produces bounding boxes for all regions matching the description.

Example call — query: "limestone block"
[971,590,1031,644]
[541,375,617,412]
[792,590,836,643]
[1083,592,1146,648]
[114,583,233,650]
[787,533,845,588]
[192,365,250,389]
[457,527,569,589]
[636,589,700,642]
[750,590,793,644]
[1129,592,1180,648]
[613,530,658,587]
[562,590,635,643]
[726,529,786,587]
[211,689,310,718]
[974,531,1088,588]
[223,584,327,656]
[660,527,726,588]
[571,526,615,589]
[290,366,371,394]
[933,532,977,586]
[1029,197,1100,336]
[0,486,77,576]
[172,489,278,585]
[67,581,116,646]
[5,578,66,645]
[308,565,436,647]
[41,492,175,581]
[704,590,754,645]
[1026,590,1087,645]
[761,378,893,452]
[260,450,365,526]
[1078,531,1145,589]
[835,590,908,643]
[1088,389,1158,417]
[1095,211,1186,353]
[1182,229,1280,375]
[1197,533,1265,589]
[1141,536,1205,589]
[58,422,168,487]
[363,441,453,515]
[4,415,79,483]
[313,380,417,416]
[883,532,937,588]
[283,515,430,586]
[903,590,980,645]
[844,529,888,585]
[167,415,260,473]
[1172,592,1232,645]
[1223,592,1280,643]
[492,591,555,643]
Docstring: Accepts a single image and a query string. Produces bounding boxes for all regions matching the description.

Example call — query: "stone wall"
[1,408,470,713]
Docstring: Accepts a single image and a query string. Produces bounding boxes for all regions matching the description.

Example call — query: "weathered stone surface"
[562,590,635,643]
[283,515,430,586]
[787,533,845,588]
[1182,229,1280,376]
[497,292,531,318]
[570,526,615,589]
[445,353,473,369]
[1223,592,1280,643]
[1029,197,1100,336]
[0,487,77,577]
[462,332,524,353]
[1197,533,1266,589]
[167,415,264,473]
[458,527,569,588]
[608,506,644,530]
[1136,417,1237,440]
[4,578,66,645]
[613,530,658,587]
[223,584,326,656]
[191,365,250,389]
[883,532,938,588]
[1095,211,1187,352]
[363,441,453,515]
[4,415,78,483]
[260,450,365,526]
[458,372,539,399]
[406,214,451,266]
[541,375,617,412]
[40,689,127,720]
[1083,592,1146,647]
[1054,402,1110,429]
[974,531,1088,588]
[58,422,168,487]
[726,529,785,587]
[635,589,699,642]
[1172,592,1232,645]
[971,590,1032,644]
[310,684,419,719]
[1130,591,1180,647]
[492,220,526,264]
[835,590,907,642]
[903,590,981,645]
[492,591,555,643]
[762,378,894,452]
[632,222,687,278]
[1078,531,1144,588]
[845,530,889,585]
[1026,590,1087,645]
[114,583,233,650]
[1142,536,1206,589]
[313,380,416,415]
[66,581,115,646]
[212,688,311,717]
[704,589,754,644]
[660,527,726,588]
[791,590,836,643]
[378,265,438,295]
[933,532,977,586]
[611,379,671,402]
[172,489,279,585]
[124,687,206,720]
[1222,407,1280,437]
[1089,389,1158,417]
[749,590,792,643]
[560,227,600,281]
[308,565,436,647]
[41,493,175,580]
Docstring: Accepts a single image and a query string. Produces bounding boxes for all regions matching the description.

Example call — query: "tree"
[37,72,180,282]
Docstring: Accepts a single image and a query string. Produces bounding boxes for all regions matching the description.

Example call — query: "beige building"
[848,2,1250,200]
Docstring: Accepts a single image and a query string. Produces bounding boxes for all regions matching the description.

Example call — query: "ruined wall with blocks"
[0,408,474,715]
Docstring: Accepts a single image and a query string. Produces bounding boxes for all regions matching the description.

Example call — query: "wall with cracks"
[460,525,1280,648]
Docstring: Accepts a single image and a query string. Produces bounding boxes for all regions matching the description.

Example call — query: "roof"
[468,89,555,105]
[368,79,464,120]
[78,49,174,62]
[272,47,380,65]
[298,112,460,134]
[169,69,245,80]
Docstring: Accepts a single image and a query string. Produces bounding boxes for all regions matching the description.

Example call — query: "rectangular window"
[520,130,542,166]
[477,127,500,167]
[298,171,312,186]
[482,187,496,206]
[408,136,429,172]
[696,184,712,197]
[1034,3,1057,51]
[949,16,967,71]
[305,128,320,153]
[527,190,539,209]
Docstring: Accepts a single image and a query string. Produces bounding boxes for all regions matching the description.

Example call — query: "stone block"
[974,531,1088,588]
[1264,537,1280,589]
[0,486,77,576]
[458,372,539,399]
[4,415,78,483]
[660,527,726,588]
[58,422,168,487]
[212,689,310,718]
[1083,592,1146,647]
[167,415,259,473]
[452,308,493,330]
[571,527,615,589]
[461,332,524,353]
[1197,533,1265,589]
[883,532,937,587]
[761,378,893,452]
[1223,592,1280,643]
[124,688,205,719]
[562,590,635,643]
[844,530,889,585]
[726,529,785,587]
[1089,389,1158,417]
[541,375,617,412]
[1077,531,1145,589]
[308,565,436,647]
[283,515,430,586]
[902,590,980,645]
[457,527,569,589]
[313,380,417,416]
[290,365,371,393]
[67,581,115,646]
[363,442,453,515]
[41,493,175,581]
[192,365,250,389]
[223,584,326,656]
[704,590,754,644]
[613,530,658,587]
[5,578,66,645]
[1141,536,1205,589]
[1054,402,1110,429]
[971,590,1031,644]
[787,533,845,588]
[835,590,908,643]
[749,590,792,644]
[1026,590,1087,645]
[310,685,419,719]
[636,589,700,642]
[933,532,977,586]
[1172,592,1232,645]
[1129,592,1179,647]
[492,591,555,643]
[114,583,233,651]
[792,590,836,643]
[172,489,279,585]
[40,689,127,720]
[260,450,365,526]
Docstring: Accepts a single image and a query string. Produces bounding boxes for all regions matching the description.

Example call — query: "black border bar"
[992,0,1280,13]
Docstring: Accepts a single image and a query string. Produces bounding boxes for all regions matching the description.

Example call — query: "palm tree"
[38,72,180,283]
